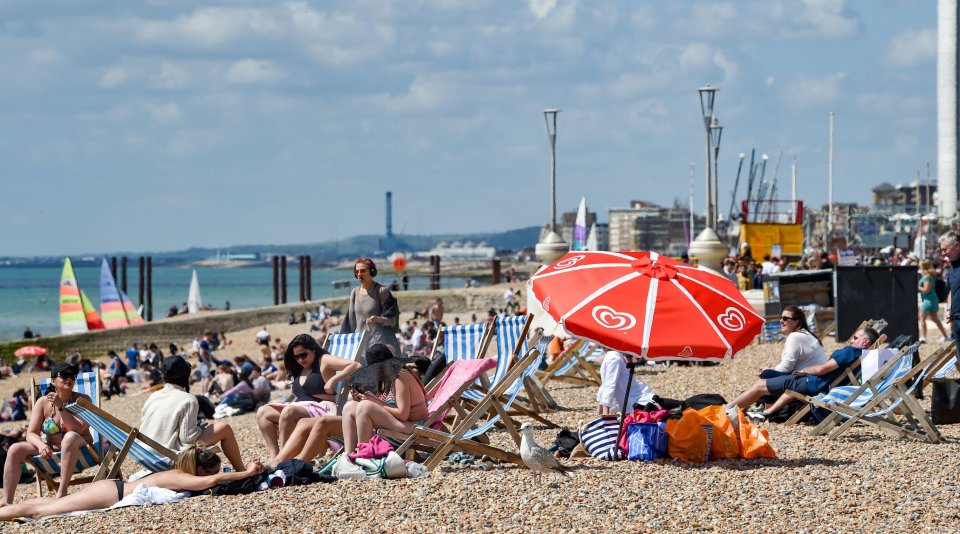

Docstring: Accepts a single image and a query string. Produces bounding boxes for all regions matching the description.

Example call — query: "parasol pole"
[613,355,638,460]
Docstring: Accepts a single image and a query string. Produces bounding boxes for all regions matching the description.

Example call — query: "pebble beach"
[2,320,959,533]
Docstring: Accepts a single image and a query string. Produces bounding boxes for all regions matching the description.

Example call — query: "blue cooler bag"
[626,422,668,461]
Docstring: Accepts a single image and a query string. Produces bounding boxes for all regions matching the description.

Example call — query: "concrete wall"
[1,285,518,361]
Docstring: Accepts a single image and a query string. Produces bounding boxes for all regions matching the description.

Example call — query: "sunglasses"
[293,351,311,360]
[58,374,77,381]
[779,316,798,322]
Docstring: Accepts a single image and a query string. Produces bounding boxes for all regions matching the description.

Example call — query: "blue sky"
[0,0,937,256]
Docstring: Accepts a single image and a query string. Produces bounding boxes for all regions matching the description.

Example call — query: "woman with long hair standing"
[918,260,950,342]
[339,258,401,357]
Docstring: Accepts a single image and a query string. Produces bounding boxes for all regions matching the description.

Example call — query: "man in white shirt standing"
[597,350,655,414]
[255,326,271,347]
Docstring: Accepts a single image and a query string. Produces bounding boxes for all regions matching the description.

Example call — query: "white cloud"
[100,67,127,88]
[30,49,60,63]
[781,72,848,107]
[679,3,737,37]
[156,62,188,89]
[224,59,281,85]
[770,0,859,38]
[886,28,936,67]
[361,76,452,112]
[136,7,281,48]
[148,102,182,123]
[528,0,558,20]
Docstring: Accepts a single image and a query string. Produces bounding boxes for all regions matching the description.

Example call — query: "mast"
[791,156,798,221]
[827,112,835,248]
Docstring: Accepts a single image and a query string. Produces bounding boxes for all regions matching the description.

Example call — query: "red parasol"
[15,345,48,357]
[530,251,763,362]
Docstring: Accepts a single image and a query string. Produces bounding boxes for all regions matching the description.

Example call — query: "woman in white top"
[768,305,826,374]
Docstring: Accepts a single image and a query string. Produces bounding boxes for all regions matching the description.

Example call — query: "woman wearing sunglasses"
[2,363,93,503]
[339,258,402,357]
[255,334,360,457]
[760,305,826,377]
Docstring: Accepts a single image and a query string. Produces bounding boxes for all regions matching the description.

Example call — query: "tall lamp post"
[698,86,718,229]
[689,85,728,271]
[711,116,723,233]
[535,108,569,264]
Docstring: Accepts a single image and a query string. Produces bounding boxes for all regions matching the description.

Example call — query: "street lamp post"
[711,116,723,232]
[698,86,718,230]
[535,108,569,264]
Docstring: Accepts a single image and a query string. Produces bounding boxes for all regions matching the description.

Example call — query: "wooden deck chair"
[27,372,104,496]
[392,345,549,470]
[813,343,956,443]
[538,339,603,388]
[783,330,887,425]
[63,397,181,479]
[376,358,525,464]
[321,330,370,410]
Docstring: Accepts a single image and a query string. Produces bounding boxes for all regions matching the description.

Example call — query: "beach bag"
[665,409,711,463]
[931,378,960,425]
[626,422,667,461]
[332,455,366,480]
[681,394,727,411]
[696,405,740,460]
[580,415,621,461]
[734,408,777,459]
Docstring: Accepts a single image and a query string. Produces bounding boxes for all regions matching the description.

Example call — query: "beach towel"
[112,484,189,508]
[349,435,394,461]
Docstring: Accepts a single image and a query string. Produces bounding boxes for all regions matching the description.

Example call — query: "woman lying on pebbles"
[0,444,263,522]
[269,345,430,464]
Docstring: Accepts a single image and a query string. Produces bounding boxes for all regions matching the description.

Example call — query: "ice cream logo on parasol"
[716,307,746,332]
[553,255,585,270]
[678,346,693,357]
[592,305,636,331]
[541,296,551,312]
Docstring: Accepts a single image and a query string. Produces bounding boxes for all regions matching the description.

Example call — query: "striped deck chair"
[64,397,179,478]
[322,330,370,409]
[400,345,548,470]
[539,339,603,388]
[809,343,955,443]
[27,372,103,496]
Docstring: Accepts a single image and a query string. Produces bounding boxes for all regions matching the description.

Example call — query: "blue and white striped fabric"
[327,332,366,361]
[64,402,173,473]
[580,415,620,461]
[462,348,545,440]
[494,315,530,397]
[555,341,597,377]
[31,372,102,476]
[443,323,487,363]
[814,346,916,410]
[932,354,958,380]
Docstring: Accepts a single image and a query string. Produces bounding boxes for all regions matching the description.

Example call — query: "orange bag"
[696,405,740,460]
[735,408,777,459]
[665,409,710,463]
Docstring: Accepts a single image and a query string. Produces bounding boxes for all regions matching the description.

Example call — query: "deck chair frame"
[538,339,603,388]
[812,343,956,442]
[27,372,103,497]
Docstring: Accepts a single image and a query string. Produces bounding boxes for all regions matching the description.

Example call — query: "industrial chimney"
[385,191,394,239]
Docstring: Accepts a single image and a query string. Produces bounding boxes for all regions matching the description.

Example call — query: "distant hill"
[4,226,542,266]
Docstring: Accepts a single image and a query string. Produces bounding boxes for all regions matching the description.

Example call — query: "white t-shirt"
[596,351,654,412]
[774,330,827,373]
[410,328,424,350]
[504,289,515,305]
[256,329,270,342]
[761,261,776,275]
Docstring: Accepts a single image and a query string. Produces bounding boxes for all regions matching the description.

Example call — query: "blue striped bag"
[580,415,621,461]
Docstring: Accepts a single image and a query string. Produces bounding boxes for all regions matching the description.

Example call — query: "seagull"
[519,422,570,485]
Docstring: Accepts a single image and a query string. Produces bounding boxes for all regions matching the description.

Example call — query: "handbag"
[580,415,621,461]
[626,422,667,461]
[931,378,960,425]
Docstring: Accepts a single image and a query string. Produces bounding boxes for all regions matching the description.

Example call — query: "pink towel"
[349,435,394,460]
[428,358,497,413]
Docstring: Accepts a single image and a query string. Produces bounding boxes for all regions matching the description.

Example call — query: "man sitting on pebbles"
[726,326,879,421]
[139,356,246,472]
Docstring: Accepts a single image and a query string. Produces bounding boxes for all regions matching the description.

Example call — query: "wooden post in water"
[272,256,280,306]
[137,256,145,309]
[298,255,306,303]
[121,256,128,293]
[430,255,441,290]
[492,258,501,285]
[280,256,288,304]
[146,257,153,321]
[306,256,313,300]
[110,257,117,282]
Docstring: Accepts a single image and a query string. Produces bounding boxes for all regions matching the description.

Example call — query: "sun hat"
[348,344,418,388]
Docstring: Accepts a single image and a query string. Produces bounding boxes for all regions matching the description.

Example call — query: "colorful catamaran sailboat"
[98,258,144,328]
[59,257,104,335]
[187,269,202,314]
[571,197,587,251]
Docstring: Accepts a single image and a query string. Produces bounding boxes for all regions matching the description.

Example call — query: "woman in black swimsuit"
[0,444,263,521]
[254,334,360,457]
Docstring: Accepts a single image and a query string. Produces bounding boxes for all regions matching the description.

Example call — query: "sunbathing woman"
[270,345,429,464]
[2,364,93,503]
[0,444,262,521]
[255,334,360,457]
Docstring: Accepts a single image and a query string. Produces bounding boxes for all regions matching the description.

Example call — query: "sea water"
[0,266,467,342]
